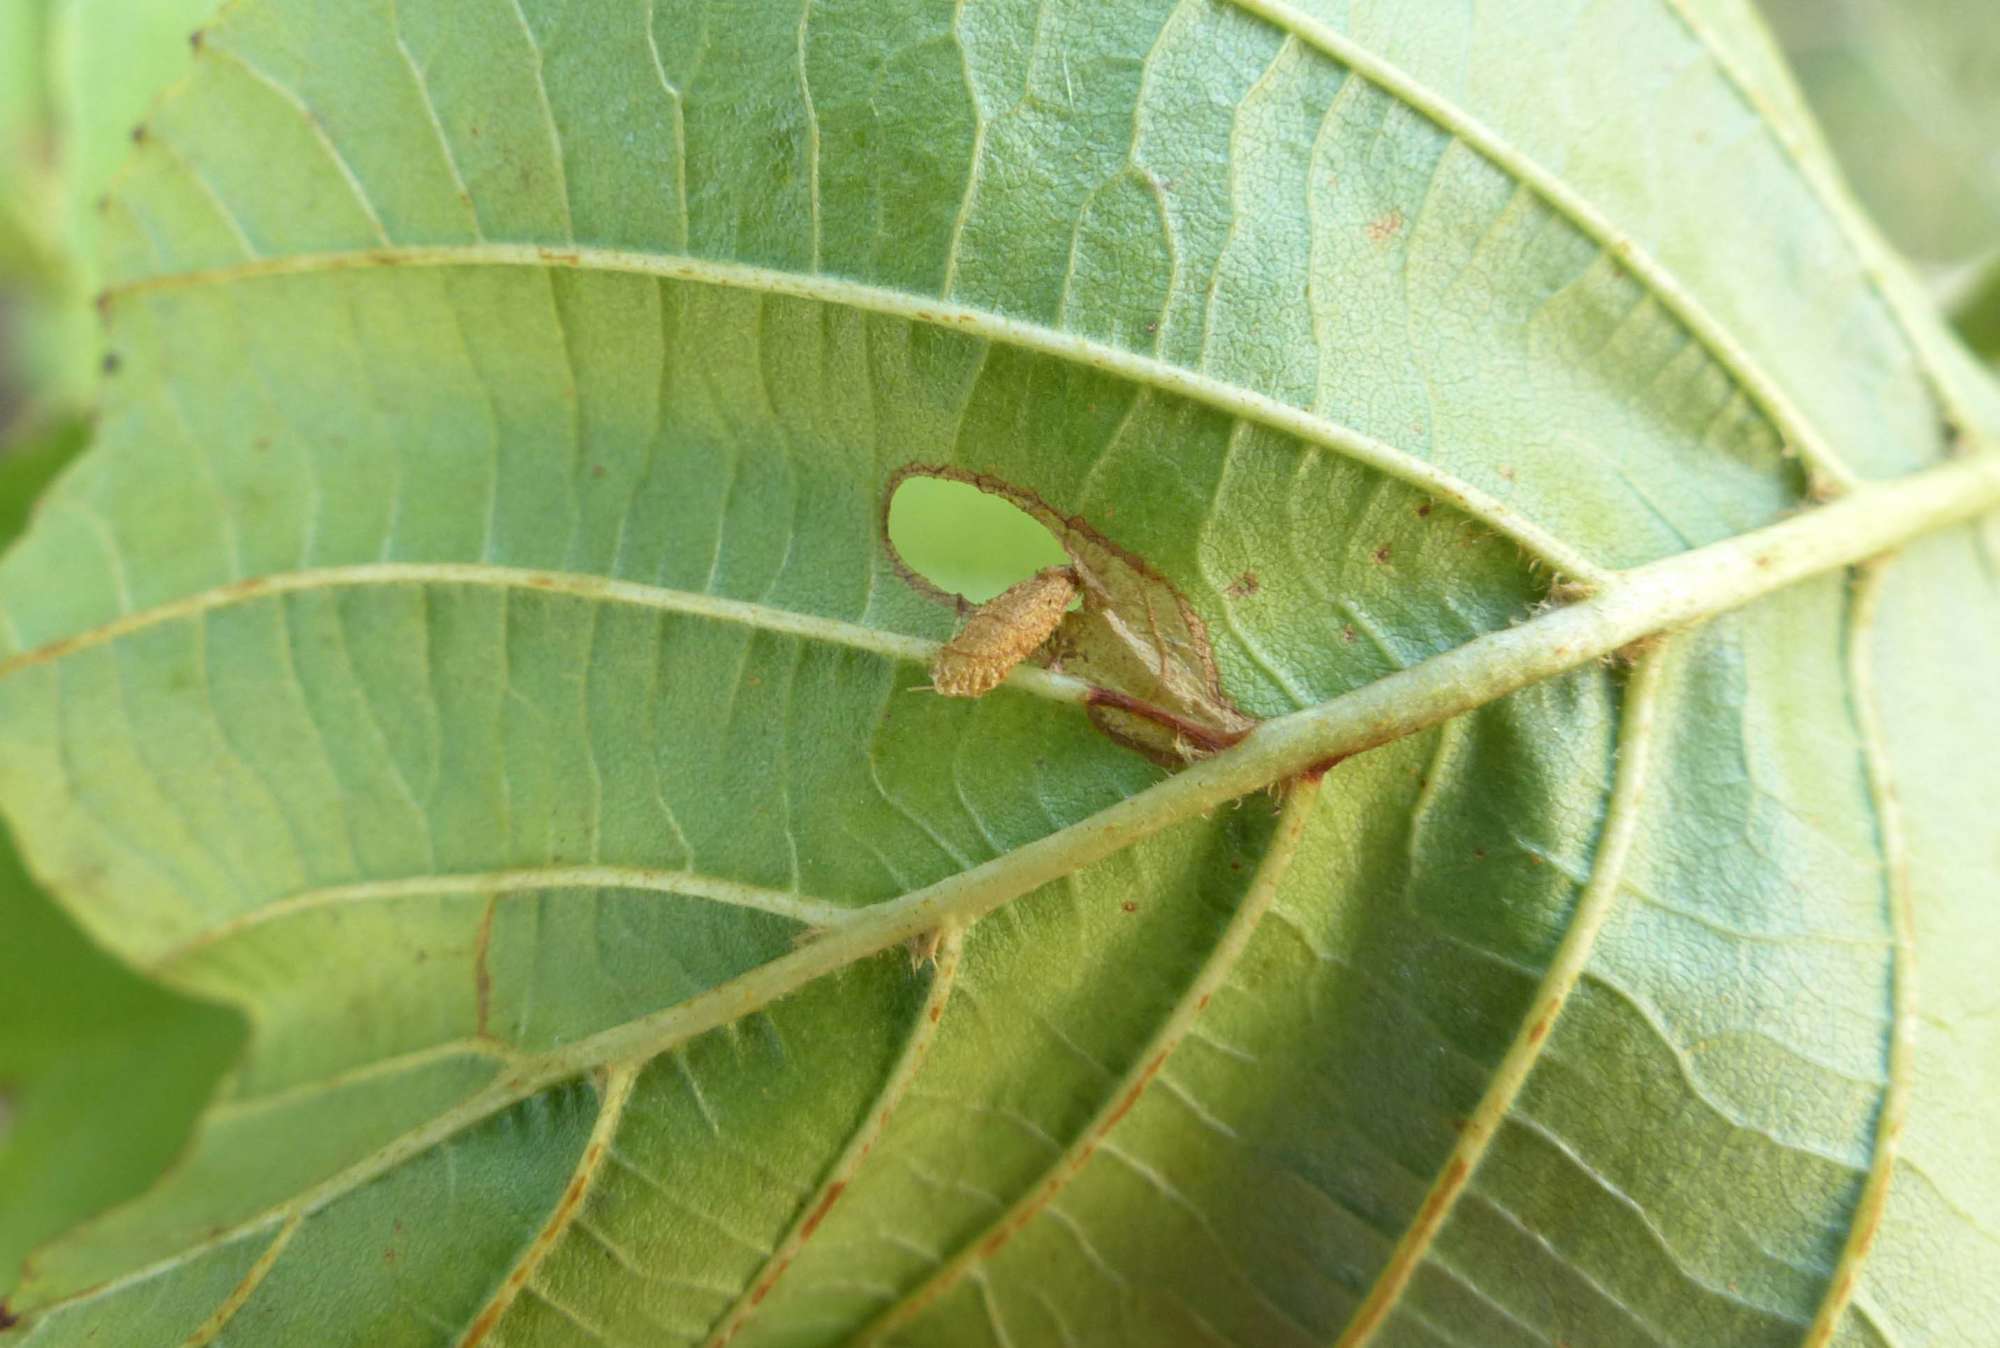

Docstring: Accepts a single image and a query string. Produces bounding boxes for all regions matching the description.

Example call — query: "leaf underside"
[2,2,1997,1346]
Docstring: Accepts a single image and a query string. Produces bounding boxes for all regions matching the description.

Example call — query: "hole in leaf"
[884,467,1258,767]
[886,473,1071,604]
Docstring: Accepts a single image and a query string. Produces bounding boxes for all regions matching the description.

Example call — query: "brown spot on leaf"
[1371,544,1392,565]
[472,897,498,1037]
[1121,901,1138,914]
[1225,570,1260,598]
[1365,208,1404,243]
[1416,502,1432,518]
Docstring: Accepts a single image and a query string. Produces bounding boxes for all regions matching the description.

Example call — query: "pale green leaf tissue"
[2,3,1998,1346]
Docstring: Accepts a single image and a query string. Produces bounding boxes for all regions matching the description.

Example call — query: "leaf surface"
[1758,0,2000,268]
[0,0,216,419]
[1756,0,2000,364]
[2,3,1998,1345]
[0,416,243,1293]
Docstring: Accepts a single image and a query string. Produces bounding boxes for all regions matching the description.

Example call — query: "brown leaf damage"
[885,466,1256,765]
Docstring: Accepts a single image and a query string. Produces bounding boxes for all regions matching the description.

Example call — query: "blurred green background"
[0,0,1996,1298]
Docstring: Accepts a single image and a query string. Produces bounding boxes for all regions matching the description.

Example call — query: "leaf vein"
[1221,0,1861,493]
[1332,645,1669,1347]
[852,778,1320,1343]
[177,1208,301,1347]
[460,1065,638,1346]
[701,929,964,1346]
[1802,561,1918,1345]
[100,243,1613,584]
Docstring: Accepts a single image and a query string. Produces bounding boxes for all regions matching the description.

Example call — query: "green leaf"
[0,415,243,1299]
[1757,0,2000,364]
[1759,0,2000,268]
[0,0,217,423]
[0,820,244,1303]
[0,417,87,542]
[2,2,1998,1344]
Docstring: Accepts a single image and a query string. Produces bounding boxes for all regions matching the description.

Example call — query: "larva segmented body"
[929,566,1079,698]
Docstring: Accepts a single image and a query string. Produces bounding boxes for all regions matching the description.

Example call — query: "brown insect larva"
[928,566,1079,698]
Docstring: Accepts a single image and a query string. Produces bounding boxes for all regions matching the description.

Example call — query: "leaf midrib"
[22,448,1997,1330]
